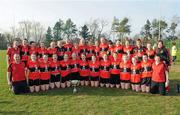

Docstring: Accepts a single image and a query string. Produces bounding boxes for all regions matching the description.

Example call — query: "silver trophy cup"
[70,80,80,93]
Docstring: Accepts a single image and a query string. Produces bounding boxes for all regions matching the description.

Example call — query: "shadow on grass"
[20,79,180,97]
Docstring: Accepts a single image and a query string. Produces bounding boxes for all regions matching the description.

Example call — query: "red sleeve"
[6,48,11,55]
[7,63,12,72]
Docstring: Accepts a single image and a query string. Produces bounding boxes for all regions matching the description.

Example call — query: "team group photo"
[0,0,180,114]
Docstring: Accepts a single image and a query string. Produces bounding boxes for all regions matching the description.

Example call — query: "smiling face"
[81,54,86,61]
[31,54,37,61]
[43,55,48,62]
[158,41,163,48]
[14,54,20,63]
[64,54,69,61]
[122,54,128,62]
[91,55,96,62]
[132,57,137,64]
[142,55,148,62]
[72,53,77,59]
[52,54,58,61]
[13,41,19,48]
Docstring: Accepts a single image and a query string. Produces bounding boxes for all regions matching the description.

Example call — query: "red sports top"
[119,61,131,81]
[47,47,57,58]
[152,62,166,82]
[130,63,141,83]
[141,60,152,78]
[60,60,71,77]
[70,59,79,73]
[20,45,29,61]
[89,61,100,77]
[38,47,48,58]
[50,60,60,75]
[100,60,111,79]
[63,43,73,58]
[7,47,20,63]
[29,47,38,55]
[79,60,89,77]
[39,61,50,80]
[110,59,120,74]
[27,60,40,80]
[8,61,26,82]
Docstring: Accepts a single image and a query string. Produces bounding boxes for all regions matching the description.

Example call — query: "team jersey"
[72,47,80,57]
[60,60,71,77]
[141,60,152,78]
[7,47,20,64]
[79,45,87,55]
[27,60,40,80]
[146,49,155,61]
[89,61,100,77]
[123,45,133,59]
[8,61,26,82]
[29,47,38,55]
[86,45,95,59]
[47,47,57,58]
[38,47,48,59]
[130,63,141,83]
[94,46,100,60]
[70,59,79,73]
[57,46,64,61]
[63,43,73,58]
[99,43,108,58]
[133,46,146,62]
[50,60,60,75]
[110,59,120,75]
[79,60,89,77]
[114,45,123,59]
[100,60,111,78]
[39,61,50,80]
[152,62,166,82]
[119,61,131,81]
[20,45,29,61]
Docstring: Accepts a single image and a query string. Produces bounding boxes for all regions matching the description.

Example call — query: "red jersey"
[110,59,120,74]
[146,49,155,61]
[130,63,141,83]
[114,45,123,59]
[57,47,64,61]
[27,60,40,80]
[60,60,71,77]
[20,45,29,61]
[38,47,48,58]
[70,59,79,73]
[79,60,89,77]
[123,46,133,59]
[99,43,108,58]
[133,46,146,62]
[94,46,100,60]
[50,60,60,75]
[39,61,50,80]
[79,45,87,55]
[89,61,100,77]
[72,47,80,57]
[7,47,20,64]
[141,60,152,78]
[119,62,131,81]
[100,60,111,79]
[87,45,95,58]
[8,61,26,82]
[63,44,73,58]
[47,47,57,58]
[152,62,166,82]
[29,47,38,55]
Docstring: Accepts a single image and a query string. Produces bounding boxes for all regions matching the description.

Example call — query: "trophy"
[70,80,80,93]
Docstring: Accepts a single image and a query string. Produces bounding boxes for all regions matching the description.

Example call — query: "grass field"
[0,50,180,115]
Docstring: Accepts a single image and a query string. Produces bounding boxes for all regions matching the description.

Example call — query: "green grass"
[0,50,180,115]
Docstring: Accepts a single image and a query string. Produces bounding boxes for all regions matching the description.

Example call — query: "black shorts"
[79,76,89,81]
[150,81,166,95]
[29,79,40,86]
[110,74,120,84]
[131,82,140,85]
[61,74,71,83]
[121,80,130,83]
[50,74,61,83]
[12,80,29,94]
[40,79,49,85]
[90,76,99,81]
[100,78,109,84]
[141,77,151,86]
[71,72,80,80]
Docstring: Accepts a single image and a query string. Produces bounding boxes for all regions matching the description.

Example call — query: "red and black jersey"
[110,59,120,75]
[146,49,155,61]
[70,59,79,73]
[27,60,40,80]
[57,46,64,61]
[60,60,71,77]
[108,45,114,56]
[50,60,60,75]
[86,45,95,58]
[79,60,89,77]
[39,61,50,80]
[94,46,100,60]
[7,47,20,64]
[141,60,152,78]
[133,46,146,62]
[123,45,133,60]
[8,61,26,82]
[119,62,131,81]
[130,63,141,83]
[99,43,108,58]
[72,47,80,57]
[89,61,100,77]
[79,45,87,55]
[38,47,48,58]
[47,47,57,58]
[20,45,29,61]
[63,43,73,58]
[100,60,111,78]
[29,47,38,55]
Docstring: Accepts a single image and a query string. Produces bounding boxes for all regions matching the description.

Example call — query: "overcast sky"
[0,0,180,35]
